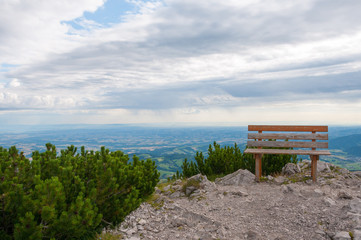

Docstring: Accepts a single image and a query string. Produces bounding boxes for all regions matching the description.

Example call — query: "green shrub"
[177,141,297,179]
[0,144,159,239]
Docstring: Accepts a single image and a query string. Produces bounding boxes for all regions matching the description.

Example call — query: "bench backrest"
[247,125,329,150]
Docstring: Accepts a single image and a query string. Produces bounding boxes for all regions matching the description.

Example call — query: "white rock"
[353,230,361,240]
[274,176,286,185]
[127,237,141,240]
[215,169,255,186]
[281,185,294,194]
[282,163,301,176]
[338,191,353,200]
[163,185,171,191]
[333,231,351,240]
[323,197,336,207]
[138,219,147,225]
[317,161,331,173]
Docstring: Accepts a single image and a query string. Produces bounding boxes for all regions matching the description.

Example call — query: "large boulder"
[215,169,255,186]
[282,163,301,176]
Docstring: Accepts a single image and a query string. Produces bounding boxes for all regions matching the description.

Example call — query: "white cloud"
[0,0,105,64]
[1,0,361,125]
[8,78,21,88]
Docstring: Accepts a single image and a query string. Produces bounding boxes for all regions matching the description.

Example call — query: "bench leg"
[255,154,262,182]
[311,155,318,183]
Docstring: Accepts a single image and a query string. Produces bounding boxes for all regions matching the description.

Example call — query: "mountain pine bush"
[0,144,159,239]
[178,141,297,179]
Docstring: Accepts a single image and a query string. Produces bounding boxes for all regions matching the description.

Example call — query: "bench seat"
[244,149,331,156]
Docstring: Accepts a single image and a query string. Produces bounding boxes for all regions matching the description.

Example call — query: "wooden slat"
[247,141,328,149]
[244,149,331,155]
[248,125,328,132]
[248,133,328,140]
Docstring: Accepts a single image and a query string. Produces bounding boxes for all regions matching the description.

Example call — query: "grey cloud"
[146,0,361,54]
[3,0,361,113]
[222,71,361,100]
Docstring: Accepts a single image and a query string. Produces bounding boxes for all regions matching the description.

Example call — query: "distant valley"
[0,125,360,179]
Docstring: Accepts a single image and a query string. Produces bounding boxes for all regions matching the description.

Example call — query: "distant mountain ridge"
[330,134,361,157]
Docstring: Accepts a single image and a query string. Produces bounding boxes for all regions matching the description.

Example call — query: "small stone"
[172,185,182,191]
[314,188,324,196]
[274,176,286,185]
[339,168,350,175]
[186,186,197,196]
[173,179,182,185]
[323,197,336,207]
[170,217,188,228]
[244,230,260,240]
[317,161,331,173]
[192,235,200,240]
[333,231,351,240]
[353,230,361,239]
[163,185,171,191]
[281,185,294,194]
[138,219,147,225]
[169,191,182,199]
[338,191,353,200]
[217,227,227,237]
[126,227,137,236]
[300,189,323,198]
[353,171,361,178]
[267,175,274,181]
[315,229,326,236]
[299,160,311,169]
[154,187,161,194]
[127,237,141,240]
[231,190,249,197]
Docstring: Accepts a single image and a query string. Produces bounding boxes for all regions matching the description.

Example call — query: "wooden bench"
[244,125,331,182]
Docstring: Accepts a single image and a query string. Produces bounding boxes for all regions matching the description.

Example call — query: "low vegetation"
[174,141,297,180]
[0,144,159,240]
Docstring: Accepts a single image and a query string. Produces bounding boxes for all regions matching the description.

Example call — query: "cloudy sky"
[1,0,361,126]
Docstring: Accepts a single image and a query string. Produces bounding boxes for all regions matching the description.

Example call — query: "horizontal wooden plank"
[248,125,328,132]
[248,133,328,140]
[247,141,328,149]
[244,149,331,155]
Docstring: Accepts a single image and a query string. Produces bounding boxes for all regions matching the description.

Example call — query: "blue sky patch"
[0,63,19,72]
[64,0,136,30]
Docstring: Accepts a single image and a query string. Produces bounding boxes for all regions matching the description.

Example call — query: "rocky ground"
[103,160,361,240]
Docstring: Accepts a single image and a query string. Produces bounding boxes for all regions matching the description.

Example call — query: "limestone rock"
[215,169,255,186]
[231,190,249,197]
[281,185,294,194]
[185,186,197,196]
[333,231,351,240]
[267,175,274,181]
[274,176,286,185]
[338,191,353,200]
[244,230,261,240]
[282,163,301,176]
[353,230,361,240]
[353,171,361,178]
[323,197,336,207]
[102,164,361,240]
[317,161,331,173]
